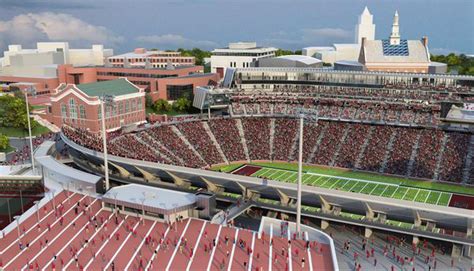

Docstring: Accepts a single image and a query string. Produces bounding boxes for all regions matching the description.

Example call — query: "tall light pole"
[296,108,318,235]
[100,95,114,191]
[50,189,56,210]
[33,200,40,223]
[19,189,24,213]
[13,215,21,241]
[24,87,36,172]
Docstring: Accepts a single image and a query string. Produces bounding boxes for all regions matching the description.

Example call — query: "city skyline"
[0,0,472,55]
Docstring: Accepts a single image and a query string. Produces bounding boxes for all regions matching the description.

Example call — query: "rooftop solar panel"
[382,39,409,56]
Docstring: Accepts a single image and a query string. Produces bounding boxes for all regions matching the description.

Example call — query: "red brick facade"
[45,81,146,133]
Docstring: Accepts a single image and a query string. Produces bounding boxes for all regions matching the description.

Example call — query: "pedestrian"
[374,257,377,266]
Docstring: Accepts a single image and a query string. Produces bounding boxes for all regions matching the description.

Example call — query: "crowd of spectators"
[438,133,471,183]
[411,130,444,179]
[272,118,298,161]
[384,128,419,176]
[62,116,472,183]
[241,118,271,160]
[231,96,440,126]
[334,124,371,169]
[357,126,394,172]
[208,118,247,162]
[176,122,224,166]
[145,126,206,168]
[311,122,347,165]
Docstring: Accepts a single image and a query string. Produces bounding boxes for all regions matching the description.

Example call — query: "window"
[119,101,124,114]
[61,104,67,119]
[105,106,111,118]
[125,100,130,113]
[131,99,136,111]
[79,105,86,119]
[137,98,143,110]
[166,84,193,101]
[69,98,77,119]
[98,105,101,119]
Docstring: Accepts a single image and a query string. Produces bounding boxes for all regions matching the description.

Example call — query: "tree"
[153,99,171,113]
[0,134,9,151]
[0,95,34,129]
[145,93,154,108]
[173,97,192,112]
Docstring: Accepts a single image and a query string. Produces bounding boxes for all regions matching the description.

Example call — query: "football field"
[249,167,452,206]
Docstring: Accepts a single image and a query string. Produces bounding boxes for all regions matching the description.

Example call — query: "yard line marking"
[227,228,239,271]
[206,224,222,271]
[389,187,399,198]
[145,224,171,271]
[401,188,410,199]
[341,180,354,190]
[347,181,359,192]
[125,220,158,271]
[186,221,207,271]
[311,176,322,186]
[412,189,421,202]
[319,177,332,188]
[166,219,192,271]
[357,182,370,193]
[378,185,389,196]
[424,191,432,204]
[329,179,341,189]
[368,184,379,195]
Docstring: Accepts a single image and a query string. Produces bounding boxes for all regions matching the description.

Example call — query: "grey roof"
[362,40,430,63]
[36,156,101,184]
[103,184,196,211]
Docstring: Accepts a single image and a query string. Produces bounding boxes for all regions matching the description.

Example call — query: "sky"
[0,0,472,55]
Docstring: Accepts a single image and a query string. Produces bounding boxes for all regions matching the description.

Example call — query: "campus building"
[302,7,375,65]
[210,42,277,78]
[57,64,219,101]
[0,42,113,94]
[106,48,195,68]
[45,78,146,132]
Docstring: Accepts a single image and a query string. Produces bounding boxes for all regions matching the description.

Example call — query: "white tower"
[389,10,401,45]
[355,6,376,44]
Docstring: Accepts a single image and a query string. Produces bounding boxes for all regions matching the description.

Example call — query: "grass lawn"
[0,145,15,153]
[0,125,50,137]
[209,163,244,173]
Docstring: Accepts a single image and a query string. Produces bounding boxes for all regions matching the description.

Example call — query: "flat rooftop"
[103,183,196,211]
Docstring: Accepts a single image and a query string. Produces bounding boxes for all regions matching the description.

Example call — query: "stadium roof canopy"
[102,184,197,214]
[276,55,322,65]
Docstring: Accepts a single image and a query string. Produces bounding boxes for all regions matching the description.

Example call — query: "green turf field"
[250,166,454,207]
[211,161,474,196]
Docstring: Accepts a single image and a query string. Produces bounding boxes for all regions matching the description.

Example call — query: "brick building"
[45,78,146,133]
[58,64,219,101]
[106,48,195,68]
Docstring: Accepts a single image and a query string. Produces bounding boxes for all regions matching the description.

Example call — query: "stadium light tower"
[100,95,115,191]
[295,108,318,235]
[24,86,37,173]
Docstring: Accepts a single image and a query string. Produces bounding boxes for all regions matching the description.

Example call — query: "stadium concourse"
[0,189,334,271]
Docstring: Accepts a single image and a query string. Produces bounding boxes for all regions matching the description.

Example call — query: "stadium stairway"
[380,129,398,173]
[407,132,422,177]
[354,126,375,169]
[132,134,173,164]
[433,134,449,181]
[235,119,251,162]
[171,126,208,166]
[202,121,229,164]
[269,118,276,160]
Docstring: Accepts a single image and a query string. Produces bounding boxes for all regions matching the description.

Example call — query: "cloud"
[0,12,123,51]
[135,34,219,50]
[301,28,352,43]
[262,27,353,50]
[0,0,96,10]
